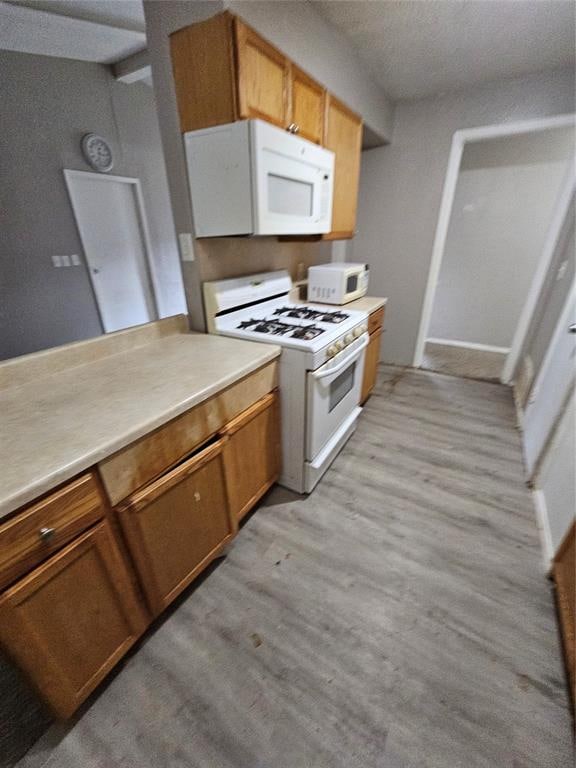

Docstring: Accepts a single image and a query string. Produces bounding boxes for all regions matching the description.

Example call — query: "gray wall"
[350,67,576,365]
[428,128,573,348]
[0,50,184,361]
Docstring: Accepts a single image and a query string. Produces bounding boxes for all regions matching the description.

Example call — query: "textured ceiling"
[312,0,576,100]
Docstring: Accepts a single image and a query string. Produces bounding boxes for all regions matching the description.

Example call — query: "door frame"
[64,170,159,330]
[412,113,576,377]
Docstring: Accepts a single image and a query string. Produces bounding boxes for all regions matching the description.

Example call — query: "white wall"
[428,128,573,348]
[351,68,575,365]
[519,206,575,393]
[536,393,575,557]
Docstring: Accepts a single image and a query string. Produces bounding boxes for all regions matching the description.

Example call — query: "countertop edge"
[1,346,280,520]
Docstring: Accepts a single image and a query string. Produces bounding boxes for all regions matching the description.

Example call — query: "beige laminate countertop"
[0,330,280,520]
[342,296,387,314]
[291,290,387,316]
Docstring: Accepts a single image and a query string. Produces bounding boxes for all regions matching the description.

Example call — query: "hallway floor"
[422,341,507,381]
[16,367,572,768]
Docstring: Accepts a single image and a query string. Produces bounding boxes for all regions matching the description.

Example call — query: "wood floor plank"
[16,366,573,768]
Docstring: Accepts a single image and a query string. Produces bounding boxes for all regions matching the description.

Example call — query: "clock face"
[81,133,113,172]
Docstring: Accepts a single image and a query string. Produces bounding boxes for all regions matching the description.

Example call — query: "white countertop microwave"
[308,263,369,305]
[184,119,335,237]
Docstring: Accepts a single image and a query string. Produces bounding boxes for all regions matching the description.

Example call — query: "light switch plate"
[70,254,81,266]
[60,254,71,267]
[51,255,62,268]
[178,233,195,262]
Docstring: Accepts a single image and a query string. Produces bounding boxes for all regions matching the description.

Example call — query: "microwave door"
[253,149,331,236]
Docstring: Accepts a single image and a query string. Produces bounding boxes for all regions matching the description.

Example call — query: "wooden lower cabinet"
[118,439,235,617]
[553,522,575,704]
[0,521,147,719]
[223,391,281,521]
[361,327,383,404]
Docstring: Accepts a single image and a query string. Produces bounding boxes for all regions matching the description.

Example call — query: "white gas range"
[204,271,368,493]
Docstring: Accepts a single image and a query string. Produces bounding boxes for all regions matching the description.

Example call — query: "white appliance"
[184,120,335,237]
[204,271,368,493]
[308,262,369,305]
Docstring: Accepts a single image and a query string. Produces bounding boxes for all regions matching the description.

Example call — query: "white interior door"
[65,171,157,333]
[523,285,576,476]
[534,392,575,563]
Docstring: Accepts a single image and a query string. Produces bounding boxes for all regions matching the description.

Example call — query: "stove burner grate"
[236,317,325,339]
[273,306,349,324]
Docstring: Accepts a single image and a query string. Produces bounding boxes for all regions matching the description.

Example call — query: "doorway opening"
[414,114,575,382]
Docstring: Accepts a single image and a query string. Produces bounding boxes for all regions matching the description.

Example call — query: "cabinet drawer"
[99,361,278,505]
[0,473,105,591]
[117,438,235,616]
[368,306,385,335]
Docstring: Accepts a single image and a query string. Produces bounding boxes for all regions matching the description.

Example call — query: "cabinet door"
[0,521,146,719]
[223,392,281,522]
[235,18,290,128]
[118,439,235,617]
[289,65,325,144]
[170,12,238,133]
[361,328,383,404]
[323,95,363,240]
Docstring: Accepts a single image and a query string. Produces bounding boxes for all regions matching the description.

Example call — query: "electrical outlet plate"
[178,233,195,262]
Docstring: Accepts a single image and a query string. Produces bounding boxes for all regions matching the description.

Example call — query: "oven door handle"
[311,335,369,380]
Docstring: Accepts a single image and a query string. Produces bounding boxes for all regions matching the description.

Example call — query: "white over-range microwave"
[184,119,335,237]
[308,263,369,305]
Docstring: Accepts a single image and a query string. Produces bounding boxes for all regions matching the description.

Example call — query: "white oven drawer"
[306,334,367,461]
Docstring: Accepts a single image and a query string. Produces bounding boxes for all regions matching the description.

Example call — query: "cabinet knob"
[287,123,300,134]
[39,526,56,543]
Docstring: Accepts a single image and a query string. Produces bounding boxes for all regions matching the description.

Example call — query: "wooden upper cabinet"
[170,12,238,133]
[234,18,290,129]
[289,65,326,144]
[323,95,363,240]
[170,11,364,240]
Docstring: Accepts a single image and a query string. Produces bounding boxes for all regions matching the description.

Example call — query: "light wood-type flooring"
[14,366,573,768]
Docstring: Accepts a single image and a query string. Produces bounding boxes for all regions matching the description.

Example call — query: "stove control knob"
[353,326,363,338]
[335,340,344,351]
[327,345,338,357]
[345,334,354,345]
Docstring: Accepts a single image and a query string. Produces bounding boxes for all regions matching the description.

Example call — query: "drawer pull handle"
[39,527,56,543]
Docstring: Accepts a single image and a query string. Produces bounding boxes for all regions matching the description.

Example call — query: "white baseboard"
[426,338,510,355]
[532,489,554,573]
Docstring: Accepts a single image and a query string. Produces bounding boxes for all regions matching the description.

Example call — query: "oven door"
[306,334,368,461]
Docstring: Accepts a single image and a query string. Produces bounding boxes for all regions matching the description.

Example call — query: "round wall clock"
[81,133,114,172]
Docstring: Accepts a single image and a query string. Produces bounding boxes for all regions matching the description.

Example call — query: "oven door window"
[329,362,356,412]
